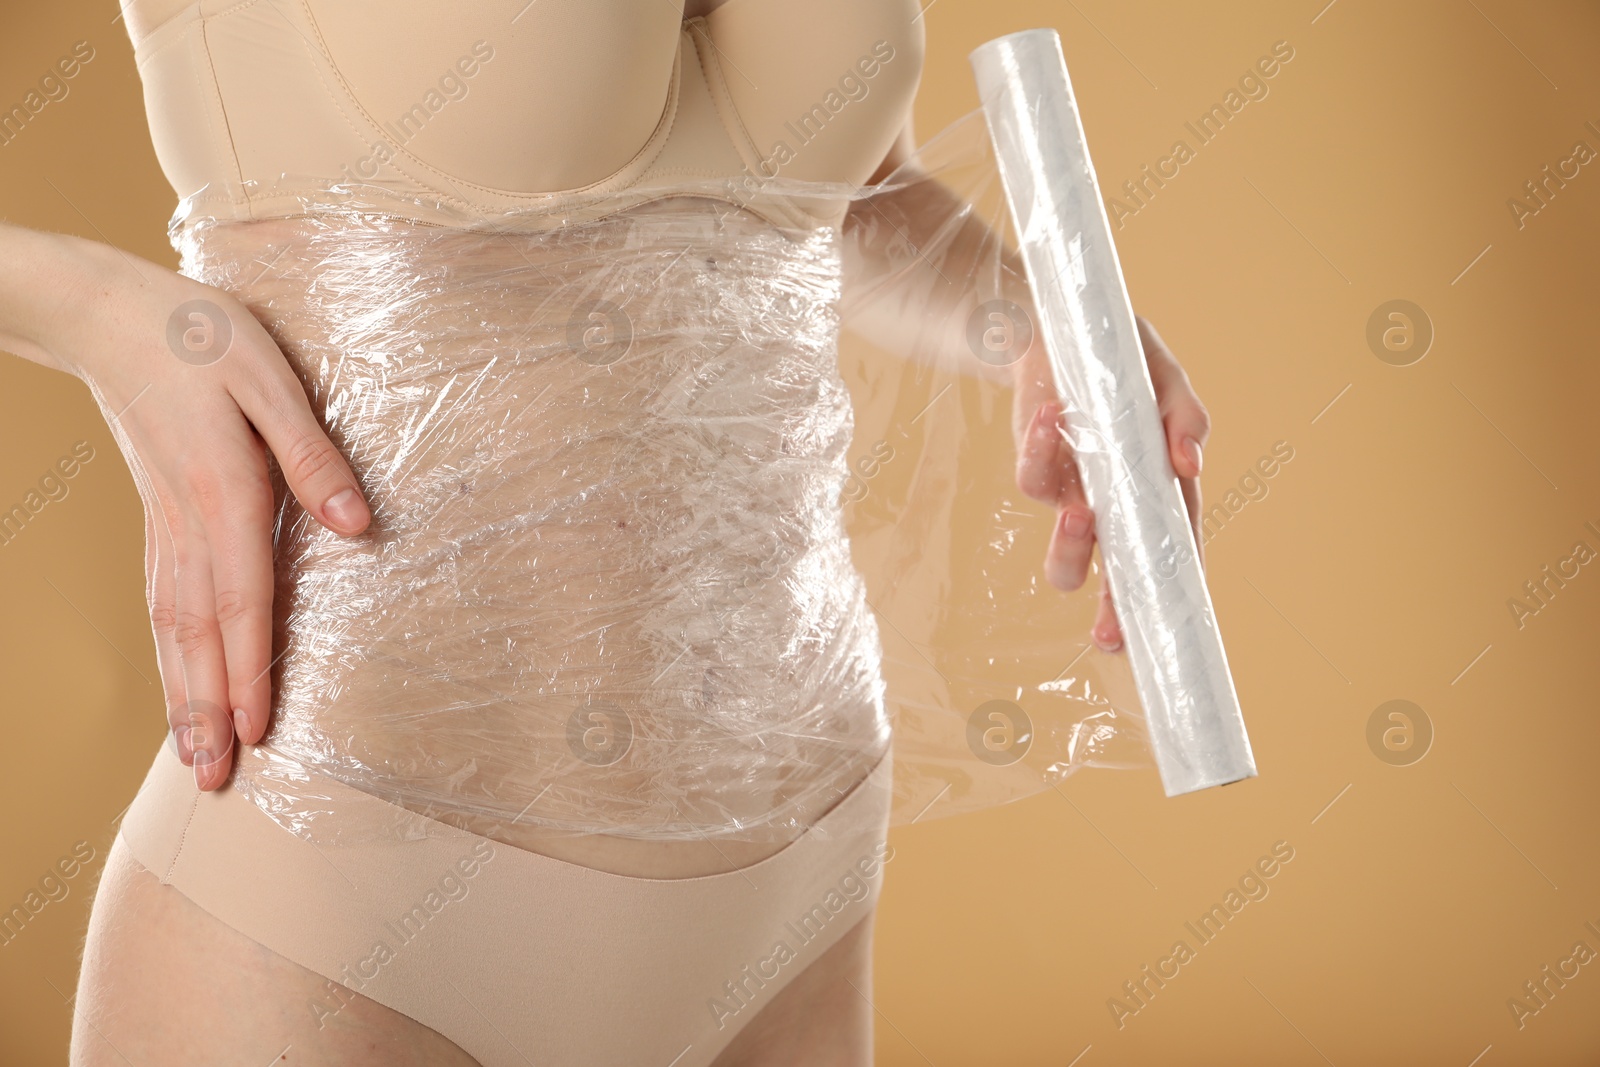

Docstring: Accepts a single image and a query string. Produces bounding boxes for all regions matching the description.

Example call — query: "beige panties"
[119,741,894,1067]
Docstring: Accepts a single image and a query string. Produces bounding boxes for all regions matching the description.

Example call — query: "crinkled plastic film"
[171,109,1155,848]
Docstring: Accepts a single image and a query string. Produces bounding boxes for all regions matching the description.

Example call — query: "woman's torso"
[129,0,925,867]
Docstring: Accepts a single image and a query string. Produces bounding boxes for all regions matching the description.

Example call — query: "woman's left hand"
[1011,314,1210,652]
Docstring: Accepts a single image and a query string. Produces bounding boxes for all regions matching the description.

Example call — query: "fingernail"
[192,747,213,786]
[174,724,191,758]
[324,487,366,530]
[1062,510,1092,540]
[233,708,251,745]
[1032,402,1057,437]
[1183,437,1203,473]
[1095,629,1123,653]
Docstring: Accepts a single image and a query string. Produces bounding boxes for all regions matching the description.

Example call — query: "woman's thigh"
[74,835,478,1067]
[75,834,877,1067]
[710,910,877,1067]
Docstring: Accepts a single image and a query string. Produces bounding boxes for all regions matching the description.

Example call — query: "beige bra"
[130,0,925,228]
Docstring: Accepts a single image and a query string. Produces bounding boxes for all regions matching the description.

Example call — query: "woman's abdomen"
[178,202,890,850]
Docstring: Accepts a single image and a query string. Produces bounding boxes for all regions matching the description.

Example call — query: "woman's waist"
[270,547,883,716]
[255,530,888,836]
[247,640,890,852]
[233,725,894,876]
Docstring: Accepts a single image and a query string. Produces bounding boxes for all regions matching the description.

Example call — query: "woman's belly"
[177,201,891,858]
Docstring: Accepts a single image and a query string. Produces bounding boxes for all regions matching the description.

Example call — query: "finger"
[1180,473,1205,570]
[1017,400,1091,514]
[169,503,235,790]
[112,428,194,759]
[227,348,370,536]
[206,438,277,747]
[1016,399,1069,502]
[1140,318,1211,480]
[1044,505,1097,592]
[1009,308,1058,435]
[1092,582,1123,653]
[1162,393,1210,480]
[1025,402,1104,592]
[1022,399,1100,592]
[144,484,196,763]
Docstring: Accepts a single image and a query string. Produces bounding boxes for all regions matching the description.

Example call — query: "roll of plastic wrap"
[970,29,1257,796]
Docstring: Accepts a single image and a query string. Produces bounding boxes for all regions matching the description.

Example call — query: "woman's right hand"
[5,227,371,790]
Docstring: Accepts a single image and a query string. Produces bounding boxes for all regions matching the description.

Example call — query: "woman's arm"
[842,121,1212,652]
[841,120,1021,383]
[0,221,371,788]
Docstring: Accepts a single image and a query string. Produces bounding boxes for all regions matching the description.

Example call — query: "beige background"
[3,1,1599,1064]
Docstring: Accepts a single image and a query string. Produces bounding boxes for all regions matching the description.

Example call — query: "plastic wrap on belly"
[171,116,1155,846]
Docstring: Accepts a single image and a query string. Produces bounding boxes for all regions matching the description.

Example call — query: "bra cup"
[133,0,926,225]
[705,0,924,188]
[302,0,682,193]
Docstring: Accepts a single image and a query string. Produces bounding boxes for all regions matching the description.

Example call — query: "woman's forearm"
[840,165,1032,382]
[0,221,120,374]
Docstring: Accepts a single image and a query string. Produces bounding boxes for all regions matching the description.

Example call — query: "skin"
[20,1,1207,1064]
[77,837,876,1067]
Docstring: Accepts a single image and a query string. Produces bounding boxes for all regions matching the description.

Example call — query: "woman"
[0,0,1210,1063]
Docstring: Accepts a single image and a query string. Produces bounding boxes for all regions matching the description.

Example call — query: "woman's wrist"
[0,223,127,376]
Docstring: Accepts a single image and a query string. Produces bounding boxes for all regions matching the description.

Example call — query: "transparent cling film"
[173,108,1159,848]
